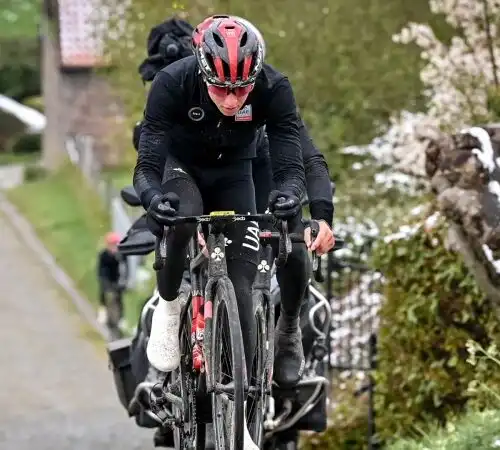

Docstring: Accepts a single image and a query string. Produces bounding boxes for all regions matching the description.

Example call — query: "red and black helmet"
[192,15,264,88]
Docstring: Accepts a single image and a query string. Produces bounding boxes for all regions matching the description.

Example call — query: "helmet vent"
[240,32,248,46]
[213,33,224,48]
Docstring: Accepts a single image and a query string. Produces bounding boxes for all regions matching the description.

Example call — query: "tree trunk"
[41,0,65,171]
[424,124,500,310]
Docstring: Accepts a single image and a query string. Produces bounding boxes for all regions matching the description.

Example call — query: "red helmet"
[193,15,264,88]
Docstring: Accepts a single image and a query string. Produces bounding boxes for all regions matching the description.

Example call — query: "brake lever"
[310,220,320,272]
[153,201,171,271]
[275,219,291,268]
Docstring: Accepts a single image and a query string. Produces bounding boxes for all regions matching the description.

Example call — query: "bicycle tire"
[246,291,272,448]
[172,298,206,450]
[211,278,245,450]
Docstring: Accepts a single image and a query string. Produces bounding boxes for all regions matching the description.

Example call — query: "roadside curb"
[0,193,108,339]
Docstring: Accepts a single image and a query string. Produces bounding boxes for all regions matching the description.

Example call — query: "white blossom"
[392,0,500,130]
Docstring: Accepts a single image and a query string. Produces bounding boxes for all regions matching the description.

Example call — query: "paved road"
[0,211,153,449]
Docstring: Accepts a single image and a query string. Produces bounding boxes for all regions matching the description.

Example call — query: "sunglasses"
[206,82,254,97]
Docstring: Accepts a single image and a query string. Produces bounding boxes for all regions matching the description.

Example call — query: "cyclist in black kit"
[133,15,329,448]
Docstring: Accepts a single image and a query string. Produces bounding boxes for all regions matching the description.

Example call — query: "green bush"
[371,213,500,443]
[386,410,500,450]
[0,38,40,100]
[10,133,42,154]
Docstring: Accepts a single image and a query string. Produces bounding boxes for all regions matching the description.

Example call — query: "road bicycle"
[111,185,344,449]
[146,209,343,450]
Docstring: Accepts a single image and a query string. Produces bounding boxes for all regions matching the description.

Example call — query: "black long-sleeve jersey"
[133,55,306,209]
[298,118,334,225]
[254,118,333,226]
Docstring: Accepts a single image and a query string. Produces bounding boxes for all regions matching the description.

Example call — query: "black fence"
[324,236,382,449]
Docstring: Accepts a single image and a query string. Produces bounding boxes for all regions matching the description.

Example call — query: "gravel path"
[0,211,153,449]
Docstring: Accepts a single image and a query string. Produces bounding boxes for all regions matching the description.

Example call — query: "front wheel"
[211,279,245,450]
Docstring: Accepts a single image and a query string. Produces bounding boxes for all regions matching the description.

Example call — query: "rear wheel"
[172,298,206,449]
[211,279,245,450]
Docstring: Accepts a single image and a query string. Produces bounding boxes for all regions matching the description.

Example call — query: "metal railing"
[322,235,382,449]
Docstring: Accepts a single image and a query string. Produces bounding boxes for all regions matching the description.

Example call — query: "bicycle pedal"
[166,377,182,396]
[151,396,169,413]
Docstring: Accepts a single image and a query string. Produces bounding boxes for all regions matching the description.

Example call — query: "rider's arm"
[298,115,335,227]
[265,79,306,200]
[133,71,178,210]
[252,128,273,213]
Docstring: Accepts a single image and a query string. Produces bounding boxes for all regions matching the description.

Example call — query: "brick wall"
[42,0,126,169]
[59,70,126,168]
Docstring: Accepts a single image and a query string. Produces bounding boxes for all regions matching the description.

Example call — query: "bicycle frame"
[157,214,304,387]
[176,220,237,391]
[149,213,343,448]
[186,231,207,373]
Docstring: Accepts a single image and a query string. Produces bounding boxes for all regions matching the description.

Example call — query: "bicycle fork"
[188,235,210,374]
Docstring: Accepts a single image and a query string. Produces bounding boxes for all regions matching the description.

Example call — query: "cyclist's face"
[206,82,254,116]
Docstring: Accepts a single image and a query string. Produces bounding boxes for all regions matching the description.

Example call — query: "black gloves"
[146,192,180,237]
[268,190,301,220]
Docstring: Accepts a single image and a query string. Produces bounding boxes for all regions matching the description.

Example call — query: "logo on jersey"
[235,104,252,122]
[242,221,260,252]
[188,107,205,122]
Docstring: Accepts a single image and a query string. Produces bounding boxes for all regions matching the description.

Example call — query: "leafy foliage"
[0,38,40,100]
[371,215,500,442]
[386,410,500,450]
[100,0,449,166]
[10,132,42,154]
[0,0,40,39]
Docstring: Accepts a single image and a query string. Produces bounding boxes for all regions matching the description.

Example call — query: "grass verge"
[0,151,40,166]
[6,163,153,329]
[6,164,110,303]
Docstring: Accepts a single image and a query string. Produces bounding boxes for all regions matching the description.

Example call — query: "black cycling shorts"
[161,155,259,265]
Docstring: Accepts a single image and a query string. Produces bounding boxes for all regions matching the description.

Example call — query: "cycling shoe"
[273,316,305,389]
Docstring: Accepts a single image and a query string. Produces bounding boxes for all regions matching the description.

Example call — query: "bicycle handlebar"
[152,209,344,275]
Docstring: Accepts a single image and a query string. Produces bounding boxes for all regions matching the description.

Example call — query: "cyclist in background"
[97,231,129,327]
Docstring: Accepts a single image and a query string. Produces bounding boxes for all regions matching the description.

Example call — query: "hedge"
[371,211,500,443]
